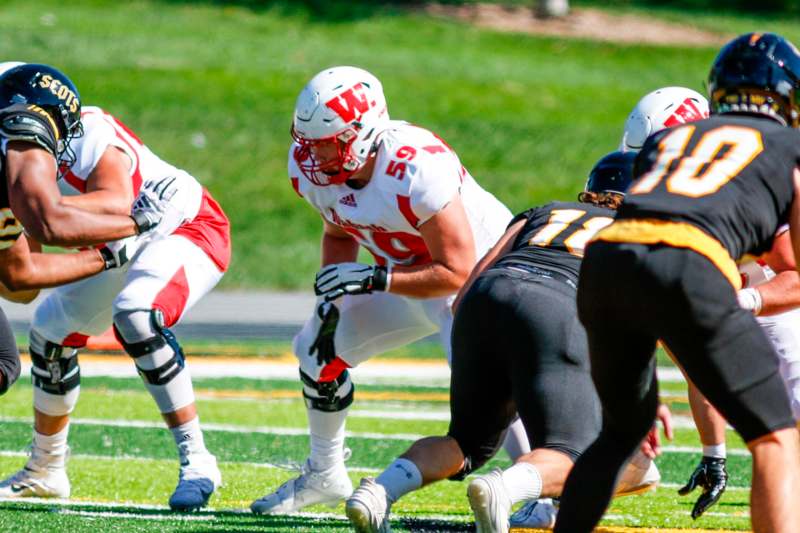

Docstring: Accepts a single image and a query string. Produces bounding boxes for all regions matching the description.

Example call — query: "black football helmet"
[581,150,636,198]
[0,63,83,166]
[708,32,800,128]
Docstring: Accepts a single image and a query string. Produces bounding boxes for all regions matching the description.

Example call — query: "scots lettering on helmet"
[0,64,83,171]
[37,74,80,114]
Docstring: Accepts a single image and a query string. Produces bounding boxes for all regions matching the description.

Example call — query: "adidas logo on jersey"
[339,194,357,207]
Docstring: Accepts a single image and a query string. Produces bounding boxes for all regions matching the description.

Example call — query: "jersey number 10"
[630,125,763,198]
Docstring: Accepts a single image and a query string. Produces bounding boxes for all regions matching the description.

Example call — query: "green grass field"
[0,0,796,288]
[0,366,753,532]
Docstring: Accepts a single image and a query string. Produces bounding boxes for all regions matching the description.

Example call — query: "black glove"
[308,303,340,366]
[678,456,728,519]
[314,262,389,302]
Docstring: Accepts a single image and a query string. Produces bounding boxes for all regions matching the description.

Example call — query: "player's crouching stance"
[0,63,155,400]
[0,65,231,511]
[250,66,512,515]
[344,152,642,533]
[555,33,800,533]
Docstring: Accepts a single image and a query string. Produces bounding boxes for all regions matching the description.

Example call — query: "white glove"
[314,262,391,302]
[131,177,183,235]
[737,287,762,315]
[99,234,147,270]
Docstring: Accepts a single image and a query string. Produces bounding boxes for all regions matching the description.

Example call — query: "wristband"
[737,287,762,315]
[372,265,390,292]
[98,247,116,271]
[131,212,153,234]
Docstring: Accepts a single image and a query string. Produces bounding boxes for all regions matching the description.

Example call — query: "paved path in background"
[2,290,318,340]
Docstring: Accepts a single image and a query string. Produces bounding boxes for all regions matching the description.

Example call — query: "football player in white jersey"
[250,66,514,514]
[0,64,231,511]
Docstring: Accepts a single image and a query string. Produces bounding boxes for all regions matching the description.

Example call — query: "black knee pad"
[114,309,185,386]
[300,368,354,412]
[30,342,79,395]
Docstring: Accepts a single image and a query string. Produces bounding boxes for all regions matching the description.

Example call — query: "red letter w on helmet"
[325,83,373,123]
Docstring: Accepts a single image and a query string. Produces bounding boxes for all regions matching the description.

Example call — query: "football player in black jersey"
[0,64,170,395]
[344,152,636,533]
[554,33,800,533]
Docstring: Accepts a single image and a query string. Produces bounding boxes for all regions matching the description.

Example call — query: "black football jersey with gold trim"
[495,201,615,284]
[620,115,800,259]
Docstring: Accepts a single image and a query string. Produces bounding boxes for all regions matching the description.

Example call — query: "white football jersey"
[58,106,230,271]
[289,121,512,267]
[59,107,201,215]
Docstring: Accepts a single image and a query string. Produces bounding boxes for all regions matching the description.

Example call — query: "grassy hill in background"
[0,1,796,288]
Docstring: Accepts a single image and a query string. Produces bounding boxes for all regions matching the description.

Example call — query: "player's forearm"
[60,190,132,216]
[321,232,359,266]
[753,270,800,316]
[0,250,105,291]
[387,261,471,298]
[26,204,137,247]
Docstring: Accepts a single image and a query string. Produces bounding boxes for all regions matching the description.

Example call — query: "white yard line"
[18,359,687,385]
[351,409,450,421]
[0,415,427,441]
[0,415,751,456]
[58,508,216,521]
[19,359,451,387]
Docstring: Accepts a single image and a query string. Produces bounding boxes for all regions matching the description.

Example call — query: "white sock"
[502,462,543,505]
[502,417,531,461]
[308,408,348,471]
[31,424,70,469]
[33,423,70,455]
[376,458,423,503]
[703,443,726,459]
[170,416,209,457]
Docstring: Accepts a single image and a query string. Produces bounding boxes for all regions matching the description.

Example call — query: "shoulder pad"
[0,104,59,157]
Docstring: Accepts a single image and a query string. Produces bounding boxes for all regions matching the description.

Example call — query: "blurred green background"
[1,0,798,288]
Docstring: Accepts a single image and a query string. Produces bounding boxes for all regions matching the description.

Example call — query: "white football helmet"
[619,87,709,152]
[292,66,390,186]
[0,62,24,77]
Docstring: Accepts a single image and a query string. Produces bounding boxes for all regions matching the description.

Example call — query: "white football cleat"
[467,469,511,533]
[615,452,661,497]
[250,459,353,514]
[169,452,222,511]
[0,446,70,499]
[345,477,392,533]
[509,498,559,529]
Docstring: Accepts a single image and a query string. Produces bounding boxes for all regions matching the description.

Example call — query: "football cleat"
[509,498,559,529]
[169,452,221,511]
[345,477,392,532]
[250,459,353,514]
[615,454,661,497]
[0,446,70,499]
[467,469,511,533]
